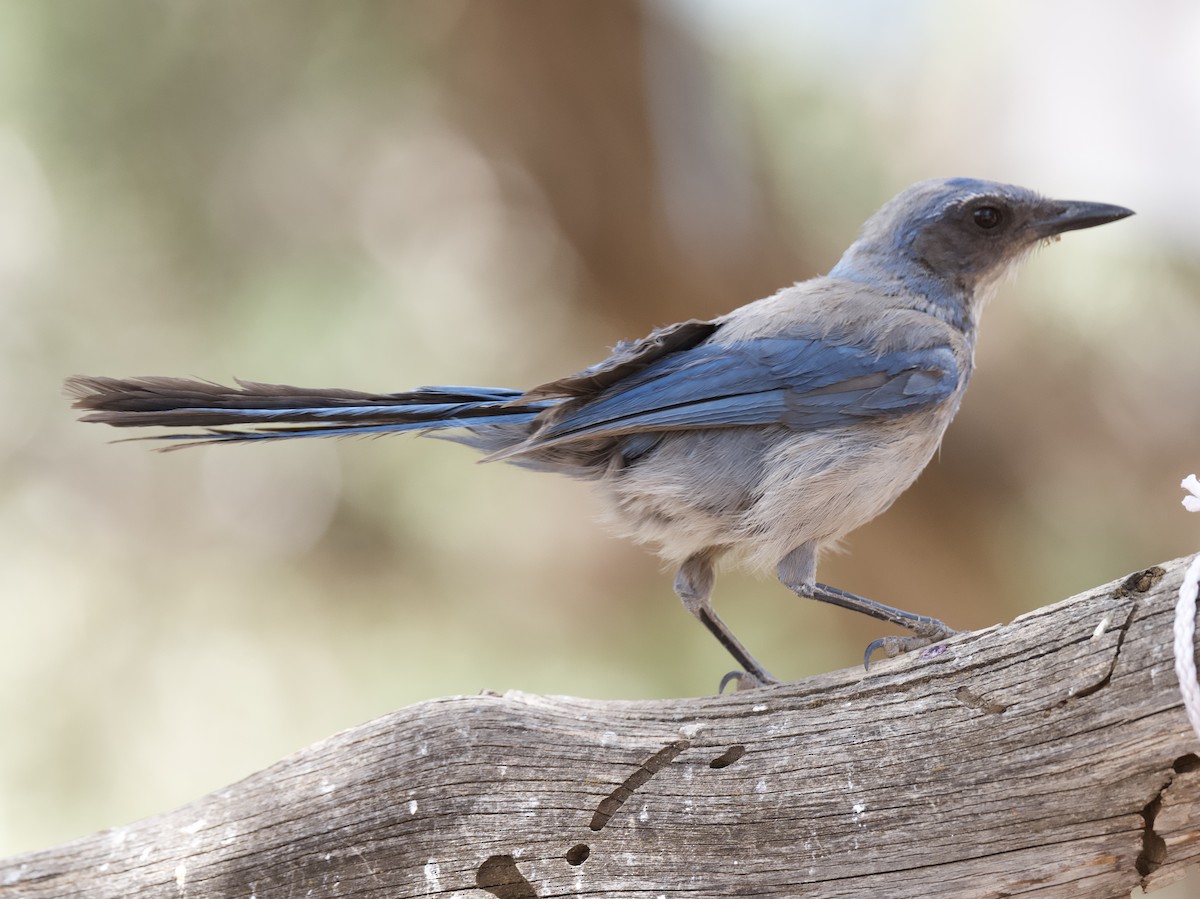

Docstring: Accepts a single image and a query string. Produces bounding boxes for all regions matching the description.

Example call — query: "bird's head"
[831,177,1133,318]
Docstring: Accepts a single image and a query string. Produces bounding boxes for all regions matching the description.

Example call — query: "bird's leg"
[675,549,777,689]
[776,545,959,669]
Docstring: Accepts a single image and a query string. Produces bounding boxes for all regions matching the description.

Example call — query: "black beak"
[1032,199,1135,238]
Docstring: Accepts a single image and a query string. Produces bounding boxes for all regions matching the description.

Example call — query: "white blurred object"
[1174,474,1200,743]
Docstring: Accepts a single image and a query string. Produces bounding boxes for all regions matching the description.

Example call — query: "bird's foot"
[863,625,960,670]
[718,669,779,692]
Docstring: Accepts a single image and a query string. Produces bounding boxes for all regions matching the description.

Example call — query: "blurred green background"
[2,0,1198,888]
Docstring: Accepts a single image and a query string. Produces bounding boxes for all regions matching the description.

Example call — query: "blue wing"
[514,338,958,452]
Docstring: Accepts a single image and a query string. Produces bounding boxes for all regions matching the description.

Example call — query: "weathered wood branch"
[3,558,1199,898]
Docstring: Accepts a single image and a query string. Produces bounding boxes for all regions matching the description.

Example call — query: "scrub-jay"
[66,177,1133,687]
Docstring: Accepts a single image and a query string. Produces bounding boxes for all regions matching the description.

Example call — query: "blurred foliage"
[0,5,1197,894]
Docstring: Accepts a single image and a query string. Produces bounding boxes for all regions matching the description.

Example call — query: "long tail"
[64,376,552,450]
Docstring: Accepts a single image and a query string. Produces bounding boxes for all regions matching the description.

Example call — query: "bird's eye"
[972,206,1002,230]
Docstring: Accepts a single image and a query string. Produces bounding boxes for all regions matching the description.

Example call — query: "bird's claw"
[719,669,778,692]
[863,629,960,670]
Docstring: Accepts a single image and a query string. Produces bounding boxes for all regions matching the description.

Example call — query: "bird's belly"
[600,416,949,570]
[741,420,945,567]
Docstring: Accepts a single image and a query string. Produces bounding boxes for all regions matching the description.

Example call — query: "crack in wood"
[1136,776,1172,879]
[1112,567,1166,598]
[1173,754,1200,774]
[564,843,589,866]
[1138,754,1200,891]
[589,739,690,831]
[1070,599,1136,702]
[709,744,746,768]
[476,854,538,899]
[954,686,1008,714]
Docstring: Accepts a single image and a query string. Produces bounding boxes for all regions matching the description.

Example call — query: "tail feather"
[64,375,548,449]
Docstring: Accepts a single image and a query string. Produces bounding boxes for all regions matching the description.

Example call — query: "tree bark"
[3,558,1199,898]
[435,0,809,327]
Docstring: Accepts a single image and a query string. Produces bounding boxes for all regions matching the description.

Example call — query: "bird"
[65,177,1133,688]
